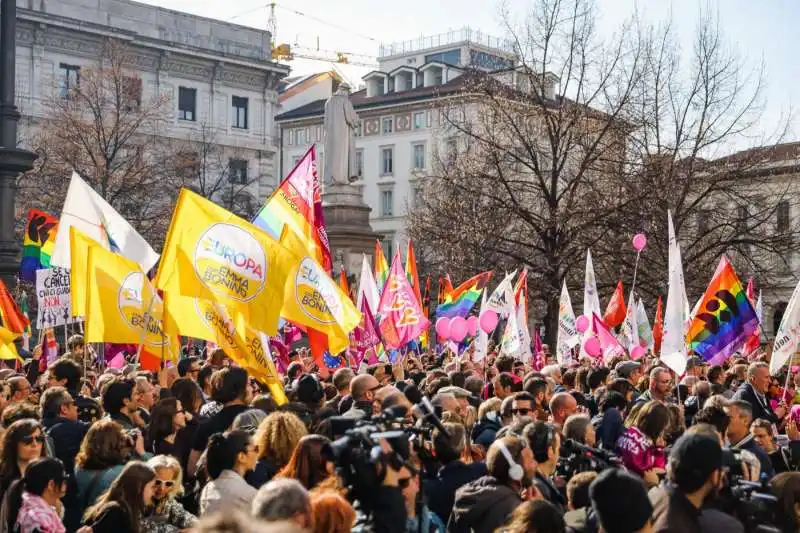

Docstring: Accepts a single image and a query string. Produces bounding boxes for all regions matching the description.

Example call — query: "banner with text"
[36,267,81,329]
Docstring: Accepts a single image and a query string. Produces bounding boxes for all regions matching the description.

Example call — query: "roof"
[276,74,471,121]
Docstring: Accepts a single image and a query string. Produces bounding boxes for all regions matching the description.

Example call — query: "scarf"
[16,492,65,533]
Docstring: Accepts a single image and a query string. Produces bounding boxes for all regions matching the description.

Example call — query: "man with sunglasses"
[510,392,537,422]
[342,374,383,419]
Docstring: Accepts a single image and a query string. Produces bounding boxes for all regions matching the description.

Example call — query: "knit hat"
[296,374,324,404]
[590,469,653,533]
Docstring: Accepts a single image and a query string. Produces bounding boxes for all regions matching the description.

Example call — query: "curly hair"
[254,412,308,470]
[75,420,129,470]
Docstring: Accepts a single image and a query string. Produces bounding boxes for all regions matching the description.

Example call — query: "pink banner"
[351,300,381,368]
[592,313,625,363]
[376,253,431,349]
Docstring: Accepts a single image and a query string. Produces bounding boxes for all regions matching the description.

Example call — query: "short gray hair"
[541,365,561,378]
[563,414,592,443]
[747,362,768,380]
[252,478,310,522]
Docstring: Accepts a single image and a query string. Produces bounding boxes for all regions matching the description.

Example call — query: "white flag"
[356,254,380,315]
[583,249,601,318]
[772,280,800,374]
[636,299,654,350]
[50,172,159,272]
[486,270,517,318]
[516,302,533,363]
[501,303,522,357]
[662,210,688,376]
[622,291,640,350]
[556,281,578,364]
[474,292,489,362]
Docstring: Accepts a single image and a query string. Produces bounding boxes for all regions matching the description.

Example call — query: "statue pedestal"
[322,183,378,275]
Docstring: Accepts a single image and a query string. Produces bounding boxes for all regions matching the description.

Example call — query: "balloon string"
[630,250,642,300]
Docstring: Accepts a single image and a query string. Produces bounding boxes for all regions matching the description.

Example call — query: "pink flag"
[269,337,290,375]
[533,327,543,370]
[282,323,302,345]
[592,313,625,363]
[107,352,126,369]
[351,300,381,368]
[376,252,431,349]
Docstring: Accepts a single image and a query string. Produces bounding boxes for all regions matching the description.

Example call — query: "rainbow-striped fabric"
[20,209,58,282]
[435,271,493,319]
[686,256,758,363]
[374,240,389,294]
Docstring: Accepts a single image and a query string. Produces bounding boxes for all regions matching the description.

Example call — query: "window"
[232,96,248,129]
[778,201,790,232]
[287,129,294,146]
[381,147,393,175]
[381,189,394,217]
[59,64,80,99]
[229,159,248,184]
[355,149,364,178]
[413,112,425,130]
[433,69,443,85]
[382,117,393,134]
[412,143,426,170]
[315,126,321,142]
[425,49,461,66]
[178,87,196,121]
[381,235,395,259]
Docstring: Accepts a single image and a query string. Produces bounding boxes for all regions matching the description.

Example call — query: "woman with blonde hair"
[248,412,308,487]
[309,492,355,533]
[142,455,196,533]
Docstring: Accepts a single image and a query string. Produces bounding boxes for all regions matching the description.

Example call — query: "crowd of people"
[1,333,800,533]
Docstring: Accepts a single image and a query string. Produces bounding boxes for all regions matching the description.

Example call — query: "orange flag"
[652,296,664,355]
[338,269,352,302]
[0,280,30,334]
[603,281,627,328]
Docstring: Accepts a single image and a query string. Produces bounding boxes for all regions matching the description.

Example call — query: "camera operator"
[341,374,382,420]
[770,471,800,532]
[751,418,800,474]
[524,422,567,514]
[449,435,538,533]
[423,422,486,525]
[724,400,775,479]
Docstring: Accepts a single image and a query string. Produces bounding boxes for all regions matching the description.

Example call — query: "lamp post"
[0,0,37,288]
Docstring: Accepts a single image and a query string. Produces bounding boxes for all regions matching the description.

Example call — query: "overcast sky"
[139,0,799,144]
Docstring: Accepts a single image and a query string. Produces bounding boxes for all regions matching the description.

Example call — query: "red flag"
[652,296,664,355]
[602,281,627,328]
[0,280,30,334]
[514,269,529,322]
[338,269,352,301]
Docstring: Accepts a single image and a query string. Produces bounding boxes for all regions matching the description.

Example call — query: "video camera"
[557,438,623,478]
[724,480,781,533]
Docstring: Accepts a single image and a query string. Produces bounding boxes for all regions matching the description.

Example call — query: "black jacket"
[649,483,703,533]
[730,434,775,479]
[731,383,778,424]
[471,415,502,448]
[44,416,89,532]
[352,485,407,533]
[534,471,566,514]
[447,475,522,533]
[423,460,487,524]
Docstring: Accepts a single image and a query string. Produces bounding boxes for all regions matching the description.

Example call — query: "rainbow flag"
[405,239,422,306]
[686,256,758,363]
[374,240,389,294]
[20,209,59,283]
[436,271,493,319]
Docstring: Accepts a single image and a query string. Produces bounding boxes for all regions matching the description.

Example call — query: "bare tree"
[17,39,177,245]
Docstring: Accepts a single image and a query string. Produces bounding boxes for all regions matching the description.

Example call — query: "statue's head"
[336,82,352,95]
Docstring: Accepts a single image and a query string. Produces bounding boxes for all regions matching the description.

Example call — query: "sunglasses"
[21,435,45,445]
[398,477,413,489]
[176,409,185,414]
[512,408,531,416]
[154,480,175,488]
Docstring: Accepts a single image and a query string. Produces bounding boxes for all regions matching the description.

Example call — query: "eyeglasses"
[398,477,413,489]
[153,480,175,488]
[175,409,185,414]
[512,408,531,416]
[21,435,45,445]
[368,384,383,393]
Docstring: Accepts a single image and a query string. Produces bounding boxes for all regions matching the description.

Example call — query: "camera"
[725,480,781,533]
[557,438,623,479]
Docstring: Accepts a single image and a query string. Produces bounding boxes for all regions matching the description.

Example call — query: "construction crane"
[266,2,378,69]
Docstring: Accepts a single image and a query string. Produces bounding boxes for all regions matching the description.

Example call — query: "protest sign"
[36,267,80,329]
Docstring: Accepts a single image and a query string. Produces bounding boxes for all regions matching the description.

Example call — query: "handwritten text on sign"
[36,267,80,329]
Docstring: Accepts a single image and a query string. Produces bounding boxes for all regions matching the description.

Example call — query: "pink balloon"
[479,310,499,333]
[630,345,646,360]
[450,317,468,342]
[467,316,479,337]
[575,315,590,334]
[435,317,451,340]
[584,337,601,357]
[632,233,647,251]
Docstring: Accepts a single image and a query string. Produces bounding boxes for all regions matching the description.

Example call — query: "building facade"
[13,0,288,212]
[276,29,517,260]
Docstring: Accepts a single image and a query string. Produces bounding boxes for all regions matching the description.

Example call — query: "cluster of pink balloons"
[436,311,499,341]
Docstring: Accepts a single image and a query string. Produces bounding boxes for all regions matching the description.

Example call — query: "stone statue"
[322,83,360,186]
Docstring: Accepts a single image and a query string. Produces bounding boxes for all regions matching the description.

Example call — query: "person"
[199,430,258,515]
[309,491,355,533]
[102,379,143,431]
[635,367,672,404]
[563,471,597,533]
[0,419,45,500]
[63,335,85,365]
[82,462,156,533]
[492,373,517,400]
[525,422,566,513]
[751,417,800,473]
[134,377,156,421]
[549,392,578,429]
[275,434,335,491]
[8,376,34,405]
[649,433,727,533]
[590,468,653,533]
[471,398,503,449]
[510,392,537,422]
[770,471,800,533]
[168,378,202,476]
[616,360,643,391]
[326,368,354,412]
[449,435,538,533]
[732,362,785,424]
[196,509,305,533]
[14,458,68,533]
[542,365,564,392]
[522,380,549,421]
[251,478,312,528]
[342,374,381,419]
[141,455,196,533]
[147,398,187,457]
[423,422,487,524]
[74,420,148,513]
[177,357,201,382]
[563,414,596,447]
[501,500,566,533]
[47,359,101,426]
[249,411,308,487]
[616,400,668,486]
[724,400,775,478]
[684,356,707,379]
[189,368,252,476]
[398,467,445,533]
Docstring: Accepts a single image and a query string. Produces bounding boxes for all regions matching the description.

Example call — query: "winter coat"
[447,476,523,533]
[423,460,487,524]
[615,426,666,477]
[471,415,502,449]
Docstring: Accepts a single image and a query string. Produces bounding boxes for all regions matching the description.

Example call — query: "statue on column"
[322,83,360,186]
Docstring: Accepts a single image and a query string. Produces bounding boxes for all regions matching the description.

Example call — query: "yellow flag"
[85,246,179,362]
[69,227,103,317]
[155,189,295,336]
[0,326,20,361]
[163,293,287,404]
[278,231,362,354]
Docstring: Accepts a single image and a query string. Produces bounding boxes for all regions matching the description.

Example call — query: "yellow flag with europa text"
[70,227,103,317]
[278,231,362,355]
[85,246,179,362]
[155,189,295,336]
[163,293,287,404]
